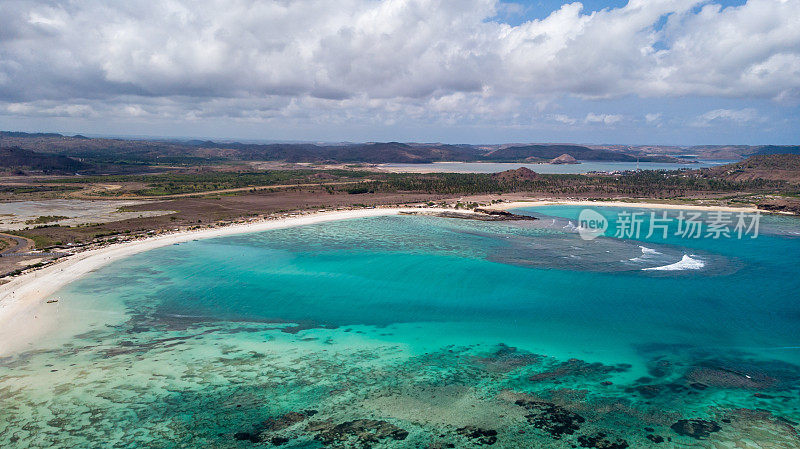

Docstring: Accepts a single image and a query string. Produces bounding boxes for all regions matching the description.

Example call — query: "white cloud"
[4,101,98,118]
[694,107,765,126]
[551,114,577,125]
[645,113,662,123]
[585,113,623,125]
[0,0,797,125]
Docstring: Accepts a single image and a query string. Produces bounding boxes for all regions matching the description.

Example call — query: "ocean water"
[381,160,733,174]
[1,207,799,448]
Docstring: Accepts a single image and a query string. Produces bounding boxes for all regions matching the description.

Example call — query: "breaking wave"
[563,220,579,232]
[643,254,705,271]
[629,246,662,262]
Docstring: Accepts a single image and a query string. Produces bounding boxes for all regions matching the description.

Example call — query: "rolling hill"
[702,154,800,184]
[2,131,798,165]
[0,147,88,174]
[483,145,682,162]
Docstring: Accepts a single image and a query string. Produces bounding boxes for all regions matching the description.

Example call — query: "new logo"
[577,209,607,241]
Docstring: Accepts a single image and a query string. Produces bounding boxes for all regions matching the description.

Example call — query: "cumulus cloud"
[0,0,798,127]
[585,113,623,125]
[645,113,662,123]
[551,114,577,125]
[693,107,765,126]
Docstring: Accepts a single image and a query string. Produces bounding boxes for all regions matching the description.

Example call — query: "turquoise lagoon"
[1,206,800,448]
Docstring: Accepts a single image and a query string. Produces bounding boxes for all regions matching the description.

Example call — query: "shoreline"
[0,208,415,355]
[487,199,763,213]
[0,199,778,355]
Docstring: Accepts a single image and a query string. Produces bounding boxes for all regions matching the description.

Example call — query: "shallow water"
[1,207,799,448]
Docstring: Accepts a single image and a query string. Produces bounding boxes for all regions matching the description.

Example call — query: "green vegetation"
[346,186,373,194]
[0,185,81,194]
[0,147,87,173]
[25,215,68,225]
[50,169,374,196]
[5,230,57,249]
[327,170,787,197]
[729,154,800,171]
[40,166,793,198]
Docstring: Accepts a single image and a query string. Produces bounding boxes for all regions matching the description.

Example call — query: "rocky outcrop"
[550,153,579,164]
[400,209,536,221]
[756,200,800,215]
[473,208,537,220]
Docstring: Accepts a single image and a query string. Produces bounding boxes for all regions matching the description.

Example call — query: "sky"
[0,0,798,145]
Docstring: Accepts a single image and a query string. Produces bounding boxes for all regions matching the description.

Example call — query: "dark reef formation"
[307,419,409,447]
[529,358,631,382]
[457,426,498,445]
[514,399,585,439]
[670,419,722,439]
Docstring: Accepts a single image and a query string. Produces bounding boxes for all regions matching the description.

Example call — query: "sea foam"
[643,254,705,271]
[629,246,661,262]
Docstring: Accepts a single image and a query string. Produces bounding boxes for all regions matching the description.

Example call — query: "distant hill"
[0,131,66,138]
[4,131,794,165]
[591,144,800,160]
[675,145,800,160]
[484,145,591,161]
[492,167,539,182]
[702,154,800,184]
[329,142,484,163]
[750,145,800,156]
[215,141,485,163]
[483,145,681,162]
[0,133,488,164]
[0,147,88,173]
